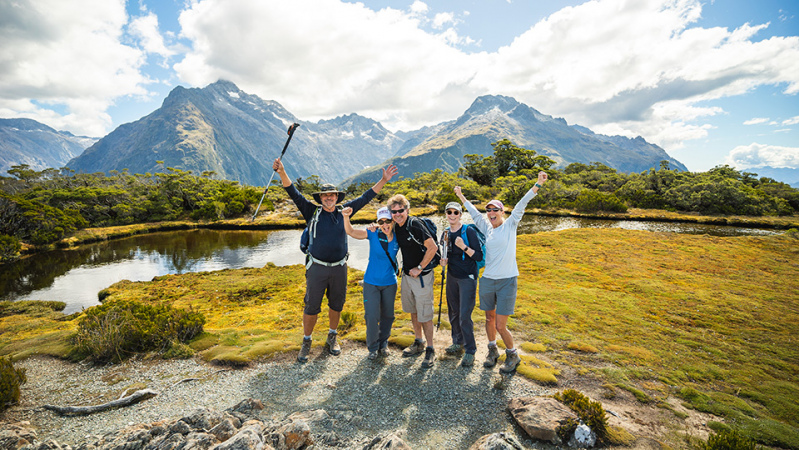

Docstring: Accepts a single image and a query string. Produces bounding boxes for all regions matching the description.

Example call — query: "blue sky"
[1,0,797,173]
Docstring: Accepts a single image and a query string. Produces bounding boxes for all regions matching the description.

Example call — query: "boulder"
[469,432,525,450]
[507,397,578,444]
[212,425,271,450]
[0,422,37,449]
[363,431,412,449]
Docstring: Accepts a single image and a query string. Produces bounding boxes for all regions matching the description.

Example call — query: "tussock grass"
[514,228,799,448]
[520,342,547,353]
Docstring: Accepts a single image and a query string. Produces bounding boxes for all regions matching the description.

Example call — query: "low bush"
[73,300,205,362]
[554,389,609,443]
[0,356,27,412]
[700,429,758,450]
[0,234,21,263]
[572,189,628,213]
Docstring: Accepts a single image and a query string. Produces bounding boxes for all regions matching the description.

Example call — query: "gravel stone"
[6,345,556,449]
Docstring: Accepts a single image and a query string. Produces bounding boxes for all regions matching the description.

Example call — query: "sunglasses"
[377,219,392,225]
[446,210,460,215]
[485,208,502,212]
[390,208,406,214]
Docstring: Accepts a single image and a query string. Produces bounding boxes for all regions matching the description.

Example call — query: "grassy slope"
[2,228,797,446]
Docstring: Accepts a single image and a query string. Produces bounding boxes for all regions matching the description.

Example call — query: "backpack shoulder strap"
[378,230,399,275]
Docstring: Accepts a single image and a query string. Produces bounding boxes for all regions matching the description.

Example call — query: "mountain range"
[0,118,95,175]
[342,95,687,185]
[1,79,765,187]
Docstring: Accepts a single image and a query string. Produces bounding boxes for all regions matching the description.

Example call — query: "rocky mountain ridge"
[0,118,95,176]
[6,81,688,186]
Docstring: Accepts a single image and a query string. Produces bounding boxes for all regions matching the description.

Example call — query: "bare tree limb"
[43,389,158,416]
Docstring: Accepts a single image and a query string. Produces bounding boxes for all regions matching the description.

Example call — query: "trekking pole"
[436,231,449,330]
[251,123,300,221]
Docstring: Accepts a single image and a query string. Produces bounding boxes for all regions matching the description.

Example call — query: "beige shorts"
[400,271,435,323]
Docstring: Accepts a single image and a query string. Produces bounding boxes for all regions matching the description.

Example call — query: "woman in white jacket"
[454,170,548,373]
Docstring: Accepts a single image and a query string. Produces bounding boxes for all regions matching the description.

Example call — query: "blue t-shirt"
[364,229,399,286]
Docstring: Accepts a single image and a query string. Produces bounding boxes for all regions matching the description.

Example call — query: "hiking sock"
[329,329,337,335]
[489,340,497,346]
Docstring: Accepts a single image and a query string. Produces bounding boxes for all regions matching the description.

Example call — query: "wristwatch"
[417,265,423,271]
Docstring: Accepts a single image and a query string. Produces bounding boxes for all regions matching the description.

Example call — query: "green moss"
[520,342,547,352]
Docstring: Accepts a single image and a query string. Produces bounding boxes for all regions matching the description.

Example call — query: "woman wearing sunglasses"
[342,206,400,360]
[453,171,548,373]
[441,201,484,367]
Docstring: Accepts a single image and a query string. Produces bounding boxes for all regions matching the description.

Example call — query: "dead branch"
[43,389,158,416]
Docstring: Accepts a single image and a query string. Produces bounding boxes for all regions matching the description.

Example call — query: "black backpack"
[407,216,440,270]
[299,207,322,254]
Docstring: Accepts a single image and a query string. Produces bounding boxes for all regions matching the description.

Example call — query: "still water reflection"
[1,215,779,314]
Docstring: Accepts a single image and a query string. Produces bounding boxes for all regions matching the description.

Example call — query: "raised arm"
[455,186,490,235]
[342,207,368,240]
[273,158,292,187]
[510,171,548,223]
[370,164,399,194]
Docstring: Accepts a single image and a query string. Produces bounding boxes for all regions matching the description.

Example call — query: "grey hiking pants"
[363,282,397,352]
[446,275,477,354]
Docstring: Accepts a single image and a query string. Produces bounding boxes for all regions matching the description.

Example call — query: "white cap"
[377,207,392,221]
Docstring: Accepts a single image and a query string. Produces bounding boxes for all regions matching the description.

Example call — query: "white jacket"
[463,188,537,279]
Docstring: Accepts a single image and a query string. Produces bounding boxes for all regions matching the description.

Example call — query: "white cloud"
[782,116,799,125]
[128,13,175,60]
[744,117,769,125]
[174,0,481,130]
[410,1,429,15]
[0,0,150,136]
[433,12,455,29]
[726,143,799,169]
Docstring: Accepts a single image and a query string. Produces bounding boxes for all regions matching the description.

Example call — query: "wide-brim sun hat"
[312,183,346,204]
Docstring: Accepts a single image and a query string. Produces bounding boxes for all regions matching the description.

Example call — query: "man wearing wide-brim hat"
[311,184,346,205]
[273,158,398,363]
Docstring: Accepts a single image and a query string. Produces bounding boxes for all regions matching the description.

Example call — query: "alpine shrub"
[572,189,628,213]
[700,429,757,450]
[0,356,27,412]
[554,389,609,442]
[0,234,21,263]
[74,300,205,362]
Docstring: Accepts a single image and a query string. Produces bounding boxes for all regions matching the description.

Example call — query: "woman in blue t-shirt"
[342,206,400,360]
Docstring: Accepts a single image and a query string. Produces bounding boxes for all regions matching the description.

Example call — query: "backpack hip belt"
[306,253,349,270]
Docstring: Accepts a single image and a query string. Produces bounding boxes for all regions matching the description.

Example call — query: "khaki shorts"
[400,271,435,322]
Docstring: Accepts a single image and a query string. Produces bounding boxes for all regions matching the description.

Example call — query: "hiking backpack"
[459,224,486,270]
[407,216,441,270]
[299,207,322,254]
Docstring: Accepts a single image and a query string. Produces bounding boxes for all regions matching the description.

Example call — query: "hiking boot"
[421,348,436,368]
[499,350,521,373]
[402,339,426,357]
[297,338,312,363]
[368,351,378,360]
[379,346,390,358]
[445,343,464,356]
[483,344,500,368]
[326,331,341,356]
[461,353,475,367]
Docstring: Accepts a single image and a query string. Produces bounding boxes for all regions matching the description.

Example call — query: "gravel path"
[8,340,555,449]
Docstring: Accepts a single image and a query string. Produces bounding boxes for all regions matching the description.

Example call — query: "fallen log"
[43,389,158,416]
